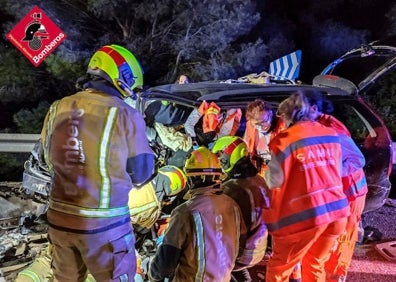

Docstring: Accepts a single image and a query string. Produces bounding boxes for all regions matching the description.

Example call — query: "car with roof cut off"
[135,37,396,213]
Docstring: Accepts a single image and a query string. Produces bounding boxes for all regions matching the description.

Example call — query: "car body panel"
[141,82,350,109]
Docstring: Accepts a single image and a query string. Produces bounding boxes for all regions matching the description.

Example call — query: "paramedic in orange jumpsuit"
[244,99,284,176]
[40,45,155,281]
[264,92,350,282]
[305,91,368,282]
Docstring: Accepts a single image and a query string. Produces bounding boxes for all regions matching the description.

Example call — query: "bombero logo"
[22,12,49,51]
[6,6,67,67]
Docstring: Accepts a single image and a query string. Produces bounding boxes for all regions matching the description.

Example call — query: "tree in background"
[362,68,396,140]
[80,0,268,82]
[0,0,274,179]
[386,2,396,36]
[1,0,88,132]
[1,0,284,130]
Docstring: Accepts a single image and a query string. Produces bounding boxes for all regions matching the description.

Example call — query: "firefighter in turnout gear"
[39,44,155,281]
[15,166,187,282]
[148,146,247,282]
[128,165,187,230]
[212,136,270,279]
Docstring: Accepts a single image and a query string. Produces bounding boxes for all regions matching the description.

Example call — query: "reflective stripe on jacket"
[222,174,269,268]
[184,102,242,140]
[149,185,246,281]
[342,165,368,200]
[264,121,350,236]
[41,89,154,231]
[318,114,368,200]
[128,180,162,229]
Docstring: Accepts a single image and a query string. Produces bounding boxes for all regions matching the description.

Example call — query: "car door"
[318,37,396,211]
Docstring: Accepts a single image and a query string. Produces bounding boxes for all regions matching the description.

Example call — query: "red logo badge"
[6,6,67,67]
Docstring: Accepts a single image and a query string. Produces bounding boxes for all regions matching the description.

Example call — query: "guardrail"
[0,134,40,152]
[1,134,396,165]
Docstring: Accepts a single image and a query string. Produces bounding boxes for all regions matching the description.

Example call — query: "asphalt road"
[347,199,396,281]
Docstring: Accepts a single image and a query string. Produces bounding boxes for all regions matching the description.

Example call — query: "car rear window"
[332,99,383,145]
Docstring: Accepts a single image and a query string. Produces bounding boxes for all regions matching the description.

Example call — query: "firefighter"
[212,136,269,280]
[148,146,247,281]
[264,92,350,282]
[305,91,368,282]
[15,165,187,282]
[38,44,155,281]
[128,165,188,231]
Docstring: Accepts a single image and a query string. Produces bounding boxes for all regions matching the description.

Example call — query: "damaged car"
[136,37,396,213]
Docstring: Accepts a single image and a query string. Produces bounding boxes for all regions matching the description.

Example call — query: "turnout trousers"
[48,222,136,282]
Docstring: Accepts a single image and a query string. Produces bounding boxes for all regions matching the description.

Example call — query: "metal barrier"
[0,134,40,153]
[2,134,396,163]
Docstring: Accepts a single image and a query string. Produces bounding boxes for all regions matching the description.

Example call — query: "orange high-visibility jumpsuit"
[319,114,368,282]
[264,121,350,282]
[290,114,368,281]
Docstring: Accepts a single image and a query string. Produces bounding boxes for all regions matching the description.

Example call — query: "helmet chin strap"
[117,80,137,99]
[75,74,91,90]
[219,154,231,171]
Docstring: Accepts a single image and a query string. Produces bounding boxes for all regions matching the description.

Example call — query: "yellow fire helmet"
[212,136,248,173]
[184,146,222,177]
[87,44,144,97]
[158,165,187,196]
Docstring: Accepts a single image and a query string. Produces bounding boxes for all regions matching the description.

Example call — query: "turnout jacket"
[41,88,154,232]
[318,114,368,200]
[148,185,247,282]
[222,157,270,269]
[264,121,350,236]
